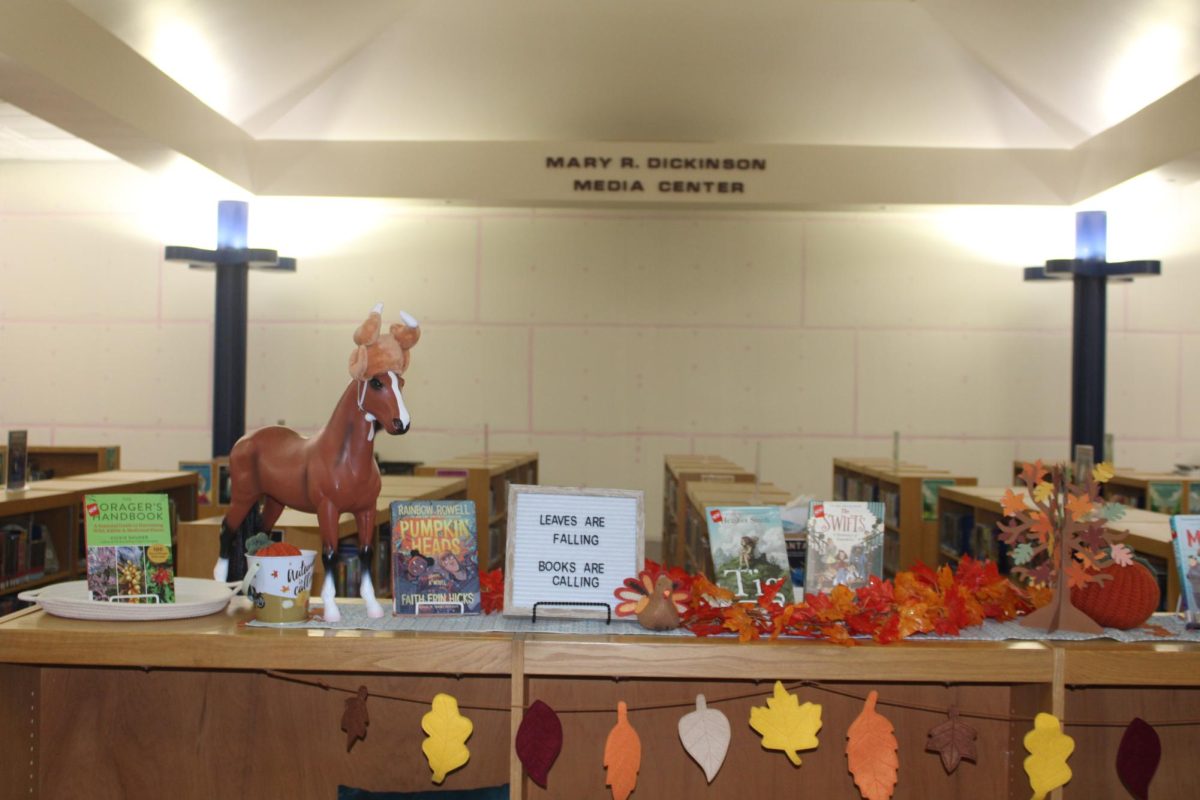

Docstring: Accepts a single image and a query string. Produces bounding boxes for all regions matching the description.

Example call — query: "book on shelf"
[921,479,956,522]
[391,499,480,615]
[804,501,885,596]
[1149,482,1183,515]
[704,505,793,604]
[1170,515,1200,624]
[5,430,27,490]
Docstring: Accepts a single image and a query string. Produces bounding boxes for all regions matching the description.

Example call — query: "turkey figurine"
[614,571,689,631]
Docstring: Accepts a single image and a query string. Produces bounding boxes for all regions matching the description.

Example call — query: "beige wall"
[2,161,1198,545]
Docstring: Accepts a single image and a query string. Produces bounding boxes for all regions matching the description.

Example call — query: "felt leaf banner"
[516,700,563,788]
[678,694,730,783]
[1023,712,1074,800]
[604,701,641,800]
[749,681,822,766]
[1116,717,1160,800]
[341,685,369,752]
[421,692,473,784]
[925,707,977,774]
[846,690,899,800]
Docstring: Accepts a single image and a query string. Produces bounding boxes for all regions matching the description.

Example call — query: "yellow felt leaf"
[1023,712,1074,800]
[749,681,822,766]
[1092,461,1115,484]
[421,692,473,784]
[1033,482,1054,504]
[604,701,641,800]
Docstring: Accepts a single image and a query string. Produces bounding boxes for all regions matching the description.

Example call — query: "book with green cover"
[705,505,793,604]
[83,494,175,603]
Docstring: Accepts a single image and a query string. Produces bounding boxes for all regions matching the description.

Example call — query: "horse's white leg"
[360,571,384,618]
[316,502,342,623]
[320,570,341,623]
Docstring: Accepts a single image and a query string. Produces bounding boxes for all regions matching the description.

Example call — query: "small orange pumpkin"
[1070,561,1160,630]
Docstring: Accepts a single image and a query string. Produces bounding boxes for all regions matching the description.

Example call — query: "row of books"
[0,520,55,589]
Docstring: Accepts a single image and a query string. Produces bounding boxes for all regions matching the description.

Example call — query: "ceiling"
[2,0,1199,207]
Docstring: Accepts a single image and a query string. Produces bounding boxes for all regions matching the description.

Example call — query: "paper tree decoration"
[998,460,1125,633]
[421,692,473,784]
[749,681,822,766]
[846,690,898,800]
[678,694,730,783]
[1023,712,1074,800]
[604,701,641,800]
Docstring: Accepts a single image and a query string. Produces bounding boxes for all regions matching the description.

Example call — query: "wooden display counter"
[937,485,1179,609]
[416,452,538,571]
[2,602,1199,799]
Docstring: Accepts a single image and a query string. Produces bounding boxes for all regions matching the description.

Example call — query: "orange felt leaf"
[1001,488,1028,518]
[1066,493,1094,522]
[846,690,899,800]
[1066,561,1090,590]
[1030,512,1055,543]
[1020,460,1047,487]
[604,701,641,800]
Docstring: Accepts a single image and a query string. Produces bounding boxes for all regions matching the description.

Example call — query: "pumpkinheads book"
[390,500,480,615]
[804,501,885,596]
[83,494,175,603]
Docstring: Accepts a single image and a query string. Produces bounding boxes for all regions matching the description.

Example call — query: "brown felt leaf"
[846,690,898,800]
[604,701,641,800]
[341,685,369,752]
[925,706,977,774]
[516,700,563,788]
[1116,717,1161,800]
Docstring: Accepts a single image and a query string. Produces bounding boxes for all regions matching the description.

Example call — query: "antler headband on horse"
[214,302,420,622]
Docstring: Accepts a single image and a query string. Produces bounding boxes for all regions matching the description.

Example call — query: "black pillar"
[1071,274,1106,460]
[213,259,249,458]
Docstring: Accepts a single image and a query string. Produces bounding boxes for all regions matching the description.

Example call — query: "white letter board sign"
[504,485,644,619]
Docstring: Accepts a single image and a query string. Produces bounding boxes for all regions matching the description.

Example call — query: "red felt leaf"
[516,699,563,788]
[1116,717,1160,800]
[925,707,977,774]
[480,568,505,614]
[341,686,369,752]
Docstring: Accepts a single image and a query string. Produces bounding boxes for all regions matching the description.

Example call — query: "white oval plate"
[18,578,238,621]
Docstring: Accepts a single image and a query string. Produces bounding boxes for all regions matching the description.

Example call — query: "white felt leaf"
[678,694,730,783]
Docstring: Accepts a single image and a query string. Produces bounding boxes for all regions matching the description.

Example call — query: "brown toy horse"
[214,302,419,621]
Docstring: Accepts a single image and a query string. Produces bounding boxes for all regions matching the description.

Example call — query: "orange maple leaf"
[1065,561,1090,589]
[1001,488,1028,518]
[1029,512,1055,544]
[1020,460,1047,487]
[1065,492,1094,522]
[846,691,898,800]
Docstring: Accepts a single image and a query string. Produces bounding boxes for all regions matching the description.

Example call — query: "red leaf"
[341,686,369,752]
[1116,717,1160,800]
[480,568,505,614]
[516,700,563,788]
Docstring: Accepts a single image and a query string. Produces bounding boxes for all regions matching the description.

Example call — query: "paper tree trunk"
[1019,530,1103,634]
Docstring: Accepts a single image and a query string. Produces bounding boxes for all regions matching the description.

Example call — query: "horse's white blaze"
[388,371,410,428]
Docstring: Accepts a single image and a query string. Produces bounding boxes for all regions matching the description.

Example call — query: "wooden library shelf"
[661,455,756,568]
[833,458,977,574]
[415,452,538,571]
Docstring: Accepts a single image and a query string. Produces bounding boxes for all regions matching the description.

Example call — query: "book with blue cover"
[705,505,793,604]
[391,499,480,615]
[1170,514,1200,625]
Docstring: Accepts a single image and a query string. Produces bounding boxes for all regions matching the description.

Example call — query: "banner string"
[259,669,1200,727]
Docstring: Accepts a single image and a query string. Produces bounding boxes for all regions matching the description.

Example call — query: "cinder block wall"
[3,160,1198,545]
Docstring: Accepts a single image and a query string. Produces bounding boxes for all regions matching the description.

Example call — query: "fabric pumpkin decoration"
[1069,561,1159,629]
